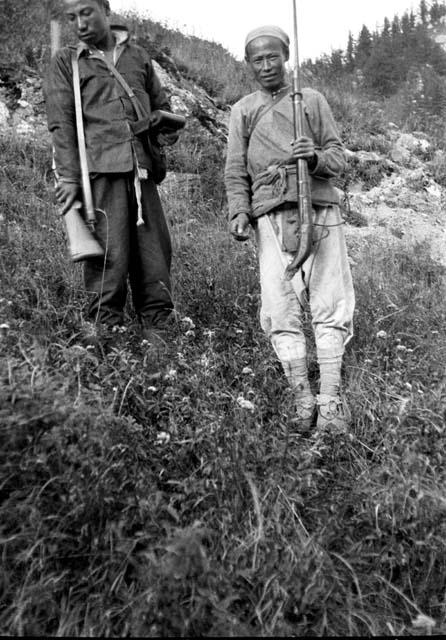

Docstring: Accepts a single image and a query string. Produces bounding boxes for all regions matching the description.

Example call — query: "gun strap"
[71,50,96,225]
[89,48,147,120]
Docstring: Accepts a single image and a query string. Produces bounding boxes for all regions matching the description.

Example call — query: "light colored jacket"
[224,86,345,220]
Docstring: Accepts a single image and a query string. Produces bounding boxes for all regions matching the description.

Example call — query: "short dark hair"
[93,0,111,11]
[62,0,110,11]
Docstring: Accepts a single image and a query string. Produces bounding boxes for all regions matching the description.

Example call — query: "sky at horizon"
[110,0,417,61]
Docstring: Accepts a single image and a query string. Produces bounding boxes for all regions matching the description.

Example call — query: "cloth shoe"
[316,394,349,434]
[291,395,317,434]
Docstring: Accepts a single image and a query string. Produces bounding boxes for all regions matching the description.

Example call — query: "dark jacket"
[46,26,170,181]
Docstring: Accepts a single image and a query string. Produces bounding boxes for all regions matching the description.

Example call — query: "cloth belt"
[251,163,298,217]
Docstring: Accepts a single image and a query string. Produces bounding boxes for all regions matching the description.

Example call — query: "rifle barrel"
[285,0,314,280]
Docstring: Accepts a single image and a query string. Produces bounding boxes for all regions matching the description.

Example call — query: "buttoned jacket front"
[46,26,170,182]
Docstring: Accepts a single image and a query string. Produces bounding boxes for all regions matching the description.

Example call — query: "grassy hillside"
[1,1,446,637]
[1,126,446,635]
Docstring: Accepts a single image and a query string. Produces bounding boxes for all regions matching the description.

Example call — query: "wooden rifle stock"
[285,0,313,280]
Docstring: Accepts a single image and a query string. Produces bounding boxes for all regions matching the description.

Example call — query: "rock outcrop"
[344,129,446,269]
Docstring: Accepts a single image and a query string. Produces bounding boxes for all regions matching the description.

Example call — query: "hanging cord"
[92,207,109,327]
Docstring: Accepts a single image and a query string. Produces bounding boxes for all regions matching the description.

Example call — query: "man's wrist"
[229,211,251,222]
[58,177,80,185]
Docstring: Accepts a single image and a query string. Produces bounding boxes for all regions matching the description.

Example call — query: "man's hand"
[157,131,180,147]
[229,213,250,241]
[56,181,80,215]
[291,136,316,162]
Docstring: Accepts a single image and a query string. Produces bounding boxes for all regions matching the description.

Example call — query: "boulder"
[390,132,431,164]
[152,60,229,139]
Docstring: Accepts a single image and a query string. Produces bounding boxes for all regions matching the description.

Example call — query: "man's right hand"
[229,213,250,241]
[56,182,80,215]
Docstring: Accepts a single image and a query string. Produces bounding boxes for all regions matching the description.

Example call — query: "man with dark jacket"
[46,0,178,344]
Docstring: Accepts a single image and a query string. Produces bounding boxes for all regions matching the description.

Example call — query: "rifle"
[50,10,104,262]
[284,0,313,280]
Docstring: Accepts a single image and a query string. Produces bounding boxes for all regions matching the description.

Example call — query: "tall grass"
[1,130,446,636]
[123,12,254,104]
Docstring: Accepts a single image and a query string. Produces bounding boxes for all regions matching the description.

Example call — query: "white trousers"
[256,205,355,384]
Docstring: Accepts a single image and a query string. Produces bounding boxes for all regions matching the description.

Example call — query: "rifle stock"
[64,201,104,263]
[285,0,313,281]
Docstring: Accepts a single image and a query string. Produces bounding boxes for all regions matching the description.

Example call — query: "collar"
[76,25,130,57]
[260,83,291,99]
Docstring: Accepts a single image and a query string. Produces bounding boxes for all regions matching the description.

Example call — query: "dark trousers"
[84,174,173,327]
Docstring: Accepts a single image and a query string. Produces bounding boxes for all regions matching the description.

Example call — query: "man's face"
[246,36,289,92]
[63,0,109,47]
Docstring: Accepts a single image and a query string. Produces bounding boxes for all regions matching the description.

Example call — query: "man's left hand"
[157,131,180,147]
[291,136,316,161]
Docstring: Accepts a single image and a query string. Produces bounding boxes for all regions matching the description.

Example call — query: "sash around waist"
[251,163,340,218]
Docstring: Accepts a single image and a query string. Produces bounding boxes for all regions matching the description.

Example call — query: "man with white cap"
[225,25,355,434]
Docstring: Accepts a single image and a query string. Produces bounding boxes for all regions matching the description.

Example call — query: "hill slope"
[1,2,446,637]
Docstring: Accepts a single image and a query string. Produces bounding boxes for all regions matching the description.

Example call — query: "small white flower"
[181,316,196,329]
[376,330,388,339]
[141,339,149,347]
[200,354,210,368]
[396,345,407,352]
[412,614,436,630]
[148,386,158,393]
[364,359,373,365]
[0,323,10,333]
[237,396,255,412]
[242,367,254,376]
[235,329,243,335]
[405,382,413,391]
[164,369,177,381]
[156,431,171,445]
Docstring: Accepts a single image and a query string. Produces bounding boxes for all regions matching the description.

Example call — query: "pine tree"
[382,16,391,39]
[430,0,442,24]
[346,32,355,72]
[355,25,373,68]
[419,0,428,26]
[330,49,344,75]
